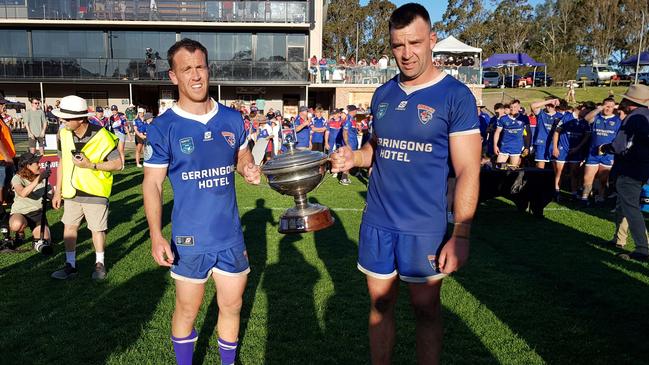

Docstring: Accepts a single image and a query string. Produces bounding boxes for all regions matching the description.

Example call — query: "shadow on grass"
[192,198,275,364]
[263,233,321,364]
[311,199,497,363]
[457,198,649,364]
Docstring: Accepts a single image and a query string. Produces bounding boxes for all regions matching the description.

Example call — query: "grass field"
[2,95,649,365]
[481,86,630,114]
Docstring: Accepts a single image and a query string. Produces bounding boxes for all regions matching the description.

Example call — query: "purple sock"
[171,329,198,365]
[217,338,238,365]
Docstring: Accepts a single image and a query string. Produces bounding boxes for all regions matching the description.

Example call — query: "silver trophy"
[261,135,334,233]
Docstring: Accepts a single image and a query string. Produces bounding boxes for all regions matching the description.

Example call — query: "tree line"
[324,0,649,81]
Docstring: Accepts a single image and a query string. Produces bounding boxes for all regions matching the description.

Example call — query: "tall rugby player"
[331,4,481,364]
[143,39,260,365]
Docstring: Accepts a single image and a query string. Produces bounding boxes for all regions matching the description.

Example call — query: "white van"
[576,64,617,84]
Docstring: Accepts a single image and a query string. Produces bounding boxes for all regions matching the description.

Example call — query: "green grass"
[481,86,629,112]
[2,149,649,364]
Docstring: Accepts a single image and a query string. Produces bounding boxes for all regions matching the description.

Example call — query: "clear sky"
[359,1,544,23]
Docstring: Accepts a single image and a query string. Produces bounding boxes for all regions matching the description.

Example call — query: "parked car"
[503,74,524,87]
[576,64,617,84]
[524,72,553,86]
[482,71,501,88]
[626,72,649,84]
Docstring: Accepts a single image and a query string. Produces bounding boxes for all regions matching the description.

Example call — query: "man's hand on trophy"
[243,162,261,185]
[330,146,355,173]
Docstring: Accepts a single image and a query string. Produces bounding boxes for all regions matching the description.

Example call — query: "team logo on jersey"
[222,131,236,148]
[376,103,389,120]
[427,255,438,271]
[204,131,213,141]
[396,101,408,111]
[417,104,435,124]
[143,141,154,161]
[609,121,616,127]
[179,137,194,154]
[175,236,195,246]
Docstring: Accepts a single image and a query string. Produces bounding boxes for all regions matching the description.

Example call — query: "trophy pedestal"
[278,203,335,233]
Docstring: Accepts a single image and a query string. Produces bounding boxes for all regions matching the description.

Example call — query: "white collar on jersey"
[600,113,616,119]
[171,98,219,125]
[398,71,447,95]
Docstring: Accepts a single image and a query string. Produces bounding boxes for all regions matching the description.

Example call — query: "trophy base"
[278,204,335,233]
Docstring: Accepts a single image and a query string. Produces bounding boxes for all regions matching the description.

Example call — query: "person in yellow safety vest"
[50,95,123,281]
[0,98,16,217]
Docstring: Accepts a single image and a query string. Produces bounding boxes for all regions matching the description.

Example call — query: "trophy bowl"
[261,140,335,233]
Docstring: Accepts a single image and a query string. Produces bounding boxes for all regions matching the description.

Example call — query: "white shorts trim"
[357,263,397,280]
[170,271,211,284]
[399,273,447,283]
[170,266,250,283]
[585,163,612,168]
[211,267,250,277]
[535,158,550,162]
[555,160,581,164]
[499,153,521,157]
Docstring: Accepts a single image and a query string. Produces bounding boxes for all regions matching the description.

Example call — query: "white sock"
[65,251,76,268]
[96,251,105,265]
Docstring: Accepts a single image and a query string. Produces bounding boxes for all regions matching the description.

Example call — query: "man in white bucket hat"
[599,84,649,262]
[50,95,123,280]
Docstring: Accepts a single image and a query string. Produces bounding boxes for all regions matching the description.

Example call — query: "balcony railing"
[0,57,308,82]
[0,1,310,23]
[310,65,400,85]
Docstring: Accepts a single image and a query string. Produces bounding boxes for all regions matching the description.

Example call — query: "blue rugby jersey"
[363,74,479,235]
[557,113,589,150]
[294,115,311,148]
[326,117,342,149]
[343,114,359,150]
[589,113,622,154]
[534,111,561,146]
[311,116,326,144]
[497,114,529,151]
[144,101,248,254]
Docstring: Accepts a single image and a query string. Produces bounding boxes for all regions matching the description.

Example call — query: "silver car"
[483,71,501,88]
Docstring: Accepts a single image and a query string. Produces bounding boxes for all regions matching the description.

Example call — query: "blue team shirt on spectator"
[144,101,247,254]
[110,113,128,134]
[326,118,342,150]
[311,116,326,143]
[497,114,529,154]
[589,114,622,154]
[343,114,359,150]
[364,74,479,236]
[134,117,147,135]
[294,116,310,148]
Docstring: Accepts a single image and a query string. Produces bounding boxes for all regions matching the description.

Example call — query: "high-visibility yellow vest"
[60,126,118,199]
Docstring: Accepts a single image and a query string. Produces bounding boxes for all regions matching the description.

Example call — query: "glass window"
[214,33,251,61]
[110,31,176,59]
[256,33,286,62]
[181,32,217,59]
[32,30,104,58]
[287,34,306,47]
[0,30,29,57]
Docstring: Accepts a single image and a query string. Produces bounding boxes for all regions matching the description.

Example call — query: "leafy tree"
[361,0,396,59]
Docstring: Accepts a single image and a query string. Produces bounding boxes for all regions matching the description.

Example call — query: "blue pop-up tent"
[482,53,547,87]
[620,51,649,66]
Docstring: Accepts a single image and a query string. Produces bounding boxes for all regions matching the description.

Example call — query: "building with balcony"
[0,0,328,115]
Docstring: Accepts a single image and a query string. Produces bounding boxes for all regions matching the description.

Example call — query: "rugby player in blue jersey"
[310,107,327,152]
[331,4,481,364]
[493,99,531,167]
[552,106,592,199]
[581,98,622,204]
[294,106,311,150]
[530,98,561,168]
[142,39,261,365]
